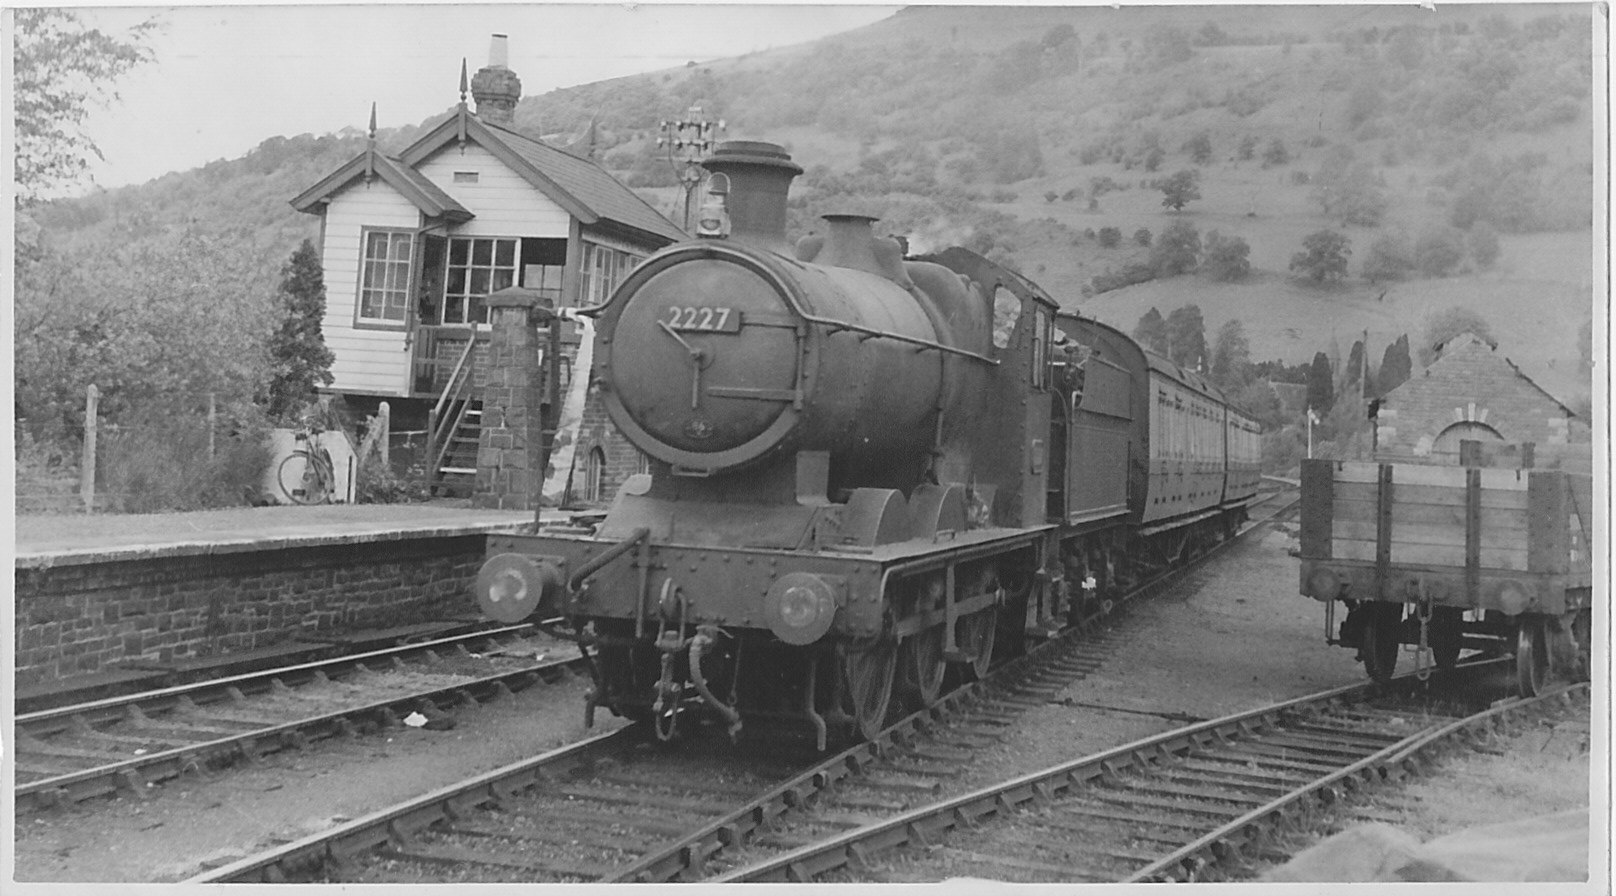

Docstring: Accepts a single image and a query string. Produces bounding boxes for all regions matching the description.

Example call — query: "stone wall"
[13,535,486,686]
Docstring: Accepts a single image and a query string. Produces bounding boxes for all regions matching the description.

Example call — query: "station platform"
[14,501,563,568]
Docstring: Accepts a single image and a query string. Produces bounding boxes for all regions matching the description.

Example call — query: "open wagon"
[1297,457,1594,694]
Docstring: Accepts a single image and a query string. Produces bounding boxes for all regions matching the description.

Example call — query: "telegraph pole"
[658,105,725,231]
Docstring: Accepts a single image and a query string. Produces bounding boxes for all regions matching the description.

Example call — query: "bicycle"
[276,419,336,505]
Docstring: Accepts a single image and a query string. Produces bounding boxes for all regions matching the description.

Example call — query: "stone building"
[289,35,684,507]
[1371,332,1589,468]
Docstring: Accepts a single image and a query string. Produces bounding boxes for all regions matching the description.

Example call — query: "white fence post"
[378,401,391,467]
[80,384,99,513]
[207,392,217,459]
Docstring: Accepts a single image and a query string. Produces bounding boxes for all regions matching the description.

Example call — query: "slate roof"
[291,150,473,222]
[293,106,685,246]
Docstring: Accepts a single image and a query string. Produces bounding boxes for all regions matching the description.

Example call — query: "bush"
[1098,226,1122,248]
[96,402,274,512]
[1134,228,1153,247]
[1202,231,1251,281]
[357,460,431,504]
[1415,226,1466,276]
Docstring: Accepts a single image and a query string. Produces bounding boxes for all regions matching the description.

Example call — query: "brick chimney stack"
[471,34,521,125]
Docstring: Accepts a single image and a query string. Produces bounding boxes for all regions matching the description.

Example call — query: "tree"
[1159,169,1202,211]
[1210,319,1252,392]
[1262,138,1291,167]
[13,8,155,204]
[1467,222,1502,268]
[1306,351,1336,416]
[1312,160,1388,227]
[1184,131,1213,165]
[1150,219,1201,276]
[266,240,337,420]
[1415,226,1467,276]
[1290,230,1352,283]
[1420,306,1494,365]
[1361,234,1414,282]
[1202,231,1251,281]
[1133,307,1169,356]
[1097,226,1122,248]
[1343,339,1366,396]
[1377,335,1412,396]
[1165,305,1208,370]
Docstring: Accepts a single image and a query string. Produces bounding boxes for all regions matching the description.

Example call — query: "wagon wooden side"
[1297,458,1593,693]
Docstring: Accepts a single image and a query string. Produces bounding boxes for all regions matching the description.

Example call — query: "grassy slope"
[32,5,1598,406]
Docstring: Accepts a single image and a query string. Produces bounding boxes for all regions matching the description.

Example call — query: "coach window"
[357,228,413,326]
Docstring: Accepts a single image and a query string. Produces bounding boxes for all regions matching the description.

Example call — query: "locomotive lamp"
[694,173,731,238]
[763,573,842,645]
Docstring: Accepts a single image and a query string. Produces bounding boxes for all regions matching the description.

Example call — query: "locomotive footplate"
[478,526,1048,745]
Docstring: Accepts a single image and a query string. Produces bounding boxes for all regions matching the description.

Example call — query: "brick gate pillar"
[474,287,554,510]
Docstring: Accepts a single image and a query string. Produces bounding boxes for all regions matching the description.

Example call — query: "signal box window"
[443,236,518,324]
[358,229,413,324]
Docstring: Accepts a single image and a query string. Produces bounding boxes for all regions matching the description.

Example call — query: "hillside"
[24,4,1599,414]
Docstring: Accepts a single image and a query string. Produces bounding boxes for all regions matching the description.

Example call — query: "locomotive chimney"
[699,141,802,251]
[471,34,521,125]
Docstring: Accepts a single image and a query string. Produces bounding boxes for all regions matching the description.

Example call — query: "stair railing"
[426,335,479,483]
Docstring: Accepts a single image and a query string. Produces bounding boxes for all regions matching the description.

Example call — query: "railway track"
[15,625,585,813]
[187,487,1299,884]
[716,664,1586,883]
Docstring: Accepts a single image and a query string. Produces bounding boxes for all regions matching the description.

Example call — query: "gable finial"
[364,102,377,183]
[459,59,469,106]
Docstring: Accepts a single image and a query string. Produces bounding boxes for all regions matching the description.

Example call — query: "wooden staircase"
[425,337,480,498]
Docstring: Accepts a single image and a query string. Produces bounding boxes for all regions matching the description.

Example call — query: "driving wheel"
[898,626,946,711]
[841,640,897,741]
[956,609,997,681]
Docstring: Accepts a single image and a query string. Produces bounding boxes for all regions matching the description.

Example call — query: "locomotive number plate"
[665,305,742,333]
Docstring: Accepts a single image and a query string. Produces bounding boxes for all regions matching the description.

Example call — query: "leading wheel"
[898,627,946,711]
[841,640,897,741]
[1360,603,1402,683]
[1515,616,1552,697]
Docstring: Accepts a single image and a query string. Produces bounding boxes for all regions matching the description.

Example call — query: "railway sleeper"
[1080,790,1247,819]
[1106,777,1271,807]
[1154,767,1296,798]
[1172,756,1319,784]
[1028,810,1193,847]
[1048,802,1215,834]
[508,802,691,837]
[377,841,603,880]
[1238,734,1382,760]
[550,784,732,815]
[1207,744,1346,773]
[936,846,1113,881]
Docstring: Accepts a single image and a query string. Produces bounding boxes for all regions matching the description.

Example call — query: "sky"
[60,2,900,192]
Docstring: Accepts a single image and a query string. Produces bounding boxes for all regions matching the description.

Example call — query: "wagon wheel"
[841,639,897,741]
[1429,606,1465,671]
[1515,616,1552,697]
[956,608,998,681]
[1359,603,1402,684]
[898,626,947,711]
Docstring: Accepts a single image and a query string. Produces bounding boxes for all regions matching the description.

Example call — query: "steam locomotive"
[474,141,1261,747]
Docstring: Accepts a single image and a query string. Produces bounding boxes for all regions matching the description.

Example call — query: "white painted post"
[378,401,391,467]
[207,392,217,459]
[80,384,99,512]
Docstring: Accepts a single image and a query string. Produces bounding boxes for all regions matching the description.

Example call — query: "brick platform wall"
[14,536,487,686]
